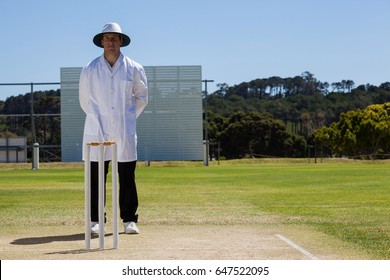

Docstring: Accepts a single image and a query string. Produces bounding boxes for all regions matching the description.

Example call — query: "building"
[0,137,27,163]
[60,66,203,162]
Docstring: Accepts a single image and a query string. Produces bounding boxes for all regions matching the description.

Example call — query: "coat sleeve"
[133,65,148,119]
[79,67,89,114]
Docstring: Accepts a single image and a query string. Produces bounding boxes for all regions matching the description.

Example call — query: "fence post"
[32,143,39,170]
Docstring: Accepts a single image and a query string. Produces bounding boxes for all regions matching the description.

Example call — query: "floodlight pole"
[30,83,36,144]
[202,79,214,166]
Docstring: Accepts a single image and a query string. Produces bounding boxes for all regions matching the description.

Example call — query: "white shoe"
[124,222,140,234]
[91,222,105,236]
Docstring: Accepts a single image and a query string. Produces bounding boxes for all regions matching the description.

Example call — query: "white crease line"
[275,234,319,260]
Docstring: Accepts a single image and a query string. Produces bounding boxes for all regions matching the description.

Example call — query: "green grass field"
[0,159,389,259]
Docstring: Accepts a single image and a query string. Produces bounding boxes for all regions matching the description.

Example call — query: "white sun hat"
[93,22,131,48]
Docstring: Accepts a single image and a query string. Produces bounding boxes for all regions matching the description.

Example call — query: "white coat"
[79,53,148,162]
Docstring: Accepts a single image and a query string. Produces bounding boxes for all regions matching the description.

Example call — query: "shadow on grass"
[11,233,118,255]
[11,233,113,245]
[45,247,118,255]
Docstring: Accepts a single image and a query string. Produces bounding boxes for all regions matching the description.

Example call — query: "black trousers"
[90,161,138,223]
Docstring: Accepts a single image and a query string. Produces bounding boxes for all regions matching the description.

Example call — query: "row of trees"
[215,71,359,98]
[204,72,390,159]
[209,74,390,125]
[205,102,390,160]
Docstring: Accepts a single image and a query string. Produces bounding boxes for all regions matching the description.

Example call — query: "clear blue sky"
[1,0,389,100]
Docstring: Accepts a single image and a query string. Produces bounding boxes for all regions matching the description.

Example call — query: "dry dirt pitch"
[0,224,371,260]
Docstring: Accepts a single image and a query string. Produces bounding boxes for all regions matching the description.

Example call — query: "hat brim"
[93,32,131,48]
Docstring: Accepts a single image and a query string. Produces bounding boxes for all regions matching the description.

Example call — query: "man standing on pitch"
[79,22,148,235]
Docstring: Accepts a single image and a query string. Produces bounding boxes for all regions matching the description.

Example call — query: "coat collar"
[100,53,124,75]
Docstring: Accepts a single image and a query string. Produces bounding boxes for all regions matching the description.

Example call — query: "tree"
[316,103,390,158]
[215,83,229,97]
[301,71,317,95]
[218,112,306,158]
